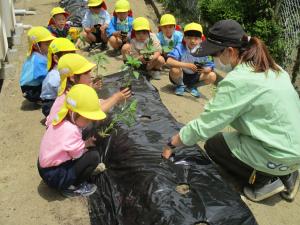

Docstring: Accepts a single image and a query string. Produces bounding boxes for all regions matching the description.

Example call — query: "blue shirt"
[106,16,133,37]
[19,52,48,86]
[157,30,183,48]
[82,9,111,28]
[168,43,214,74]
[40,67,60,100]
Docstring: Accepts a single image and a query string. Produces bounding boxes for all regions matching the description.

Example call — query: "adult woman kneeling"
[162,19,300,202]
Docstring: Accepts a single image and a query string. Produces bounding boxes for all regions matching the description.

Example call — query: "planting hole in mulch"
[176,183,190,195]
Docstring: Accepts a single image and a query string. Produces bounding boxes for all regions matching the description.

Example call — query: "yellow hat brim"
[57,62,96,96]
[52,101,107,126]
[134,26,150,31]
[115,9,129,13]
[27,35,56,56]
[88,1,103,7]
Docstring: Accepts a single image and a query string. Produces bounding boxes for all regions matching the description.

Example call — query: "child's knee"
[121,43,131,55]
[157,55,165,65]
[170,67,182,77]
[207,71,217,84]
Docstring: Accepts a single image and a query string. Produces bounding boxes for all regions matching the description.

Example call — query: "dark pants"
[21,85,42,102]
[38,150,100,190]
[41,99,55,117]
[204,133,276,187]
[169,72,200,87]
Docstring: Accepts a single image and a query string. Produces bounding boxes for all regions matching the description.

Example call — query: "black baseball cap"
[193,19,247,57]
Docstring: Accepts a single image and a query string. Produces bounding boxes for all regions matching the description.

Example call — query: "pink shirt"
[39,120,86,168]
[46,93,66,127]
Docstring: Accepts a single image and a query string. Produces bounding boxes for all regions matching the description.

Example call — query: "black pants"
[41,99,55,117]
[204,133,276,187]
[21,85,42,102]
[38,150,100,190]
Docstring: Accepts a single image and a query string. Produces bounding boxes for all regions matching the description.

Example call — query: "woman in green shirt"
[162,19,300,202]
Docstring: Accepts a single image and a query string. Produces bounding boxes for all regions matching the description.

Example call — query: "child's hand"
[139,55,147,64]
[85,136,96,148]
[202,67,212,73]
[84,27,92,33]
[115,88,132,104]
[113,31,121,38]
[91,79,103,90]
[185,63,198,72]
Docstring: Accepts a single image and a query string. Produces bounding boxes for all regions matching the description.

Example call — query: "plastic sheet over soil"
[88,72,258,225]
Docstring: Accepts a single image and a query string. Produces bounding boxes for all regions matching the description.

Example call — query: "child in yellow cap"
[47,7,70,38]
[107,0,133,52]
[38,84,106,197]
[46,53,131,127]
[122,17,165,80]
[20,26,55,103]
[157,14,183,59]
[40,38,77,117]
[166,23,216,97]
[82,0,111,50]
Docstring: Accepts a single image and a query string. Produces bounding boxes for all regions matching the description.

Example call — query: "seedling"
[120,55,142,90]
[91,52,108,83]
[98,99,138,138]
[140,38,157,61]
[120,31,128,44]
[162,40,174,54]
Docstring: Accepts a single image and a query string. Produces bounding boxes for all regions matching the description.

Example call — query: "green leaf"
[132,71,140,79]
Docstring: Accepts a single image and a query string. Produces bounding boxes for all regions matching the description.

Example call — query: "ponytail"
[239,35,280,73]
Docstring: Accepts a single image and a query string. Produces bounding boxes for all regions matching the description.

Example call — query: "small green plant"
[162,40,174,54]
[90,52,109,82]
[98,99,138,137]
[140,38,158,61]
[121,55,142,89]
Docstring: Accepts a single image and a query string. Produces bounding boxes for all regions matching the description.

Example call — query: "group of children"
[19,0,217,197]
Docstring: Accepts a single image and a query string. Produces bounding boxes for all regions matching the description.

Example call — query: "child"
[122,17,165,80]
[47,7,70,38]
[157,14,183,59]
[38,84,106,197]
[82,0,111,50]
[107,0,133,52]
[40,38,77,117]
[46,53,131,127]
[167,23,216,97]
[20,26,55,103]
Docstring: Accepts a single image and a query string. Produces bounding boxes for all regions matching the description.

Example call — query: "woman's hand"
[162,146,173,159]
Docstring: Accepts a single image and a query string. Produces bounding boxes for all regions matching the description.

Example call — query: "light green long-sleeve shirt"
[179,63,300,175]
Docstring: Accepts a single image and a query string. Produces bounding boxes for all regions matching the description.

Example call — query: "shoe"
[61,182,97,198]
[100,43,108,51]
[243,178,285,202]
[175,85,185,96]
[150,70,161,80]
[185,86,201,98]
[280,170,300,202]
[87,43,97,51]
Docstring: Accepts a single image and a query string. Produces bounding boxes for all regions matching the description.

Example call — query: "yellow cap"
[115,0,130,13]
[53,84,106,125]
[27,26,55,56]
[88,0,104,7]
[47,38,78,71]
[48,7,69,25]
[184,22,203,34]
[133,17,150,31]
[57,53,96,96]
[160,14,176,26]
[50,7,68,17]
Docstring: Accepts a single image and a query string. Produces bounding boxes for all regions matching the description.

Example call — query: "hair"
[238,35,280,73]
[65,111,80,124]
[184,30,202,38]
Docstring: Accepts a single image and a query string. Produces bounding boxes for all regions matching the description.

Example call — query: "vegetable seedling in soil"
[90,52,109,83]
[98,99,138,138]
[162,40,174,54]
[140,38,157,62]
[120,55,142,91]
